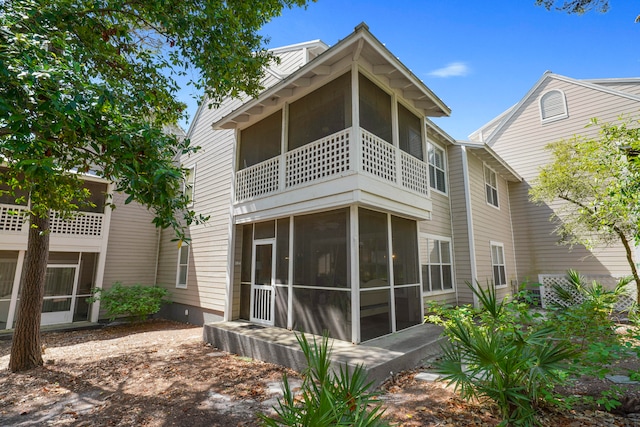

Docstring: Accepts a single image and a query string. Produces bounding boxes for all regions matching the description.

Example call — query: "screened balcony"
[235,126,430,205]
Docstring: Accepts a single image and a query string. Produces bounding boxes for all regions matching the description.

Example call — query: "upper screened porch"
[212,24,450,223]
[229,69,447,222]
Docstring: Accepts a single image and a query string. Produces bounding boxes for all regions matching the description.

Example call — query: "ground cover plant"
[427,272,640,426]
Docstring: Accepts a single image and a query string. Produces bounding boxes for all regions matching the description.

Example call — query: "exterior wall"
[418,143,456,306]
[467,152,516,300]
[590,81,640,97]
[447,146,473,304]
[102,192,159,289]
[487,77,639,282]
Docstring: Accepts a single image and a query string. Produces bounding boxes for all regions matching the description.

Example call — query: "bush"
[88,282,170,322]
[259,332,387,427]
[429,282,576,427]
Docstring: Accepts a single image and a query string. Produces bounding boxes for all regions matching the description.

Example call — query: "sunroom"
[219,24,451,343]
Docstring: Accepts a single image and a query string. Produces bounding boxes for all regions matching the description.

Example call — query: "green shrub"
[88,282,170,322]
[259,332,387,427]
[429,282,576,427]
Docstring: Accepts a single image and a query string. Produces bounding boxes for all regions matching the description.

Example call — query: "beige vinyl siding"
[447,146,473,305]
[488,77,638,281]
[467,152,516,300]
[103,192,159,288]
[590,82,640,97]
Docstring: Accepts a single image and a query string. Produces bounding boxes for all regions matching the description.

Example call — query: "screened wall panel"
[398,104,423,160]
[239,110,282,169]
[292,288,350,341]
[359,74,392,143]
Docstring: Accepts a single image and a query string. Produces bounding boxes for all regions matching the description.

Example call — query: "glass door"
[250,240,275,325]
[41,265,79,325]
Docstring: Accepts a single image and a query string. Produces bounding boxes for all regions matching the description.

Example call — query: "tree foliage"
[0,0,309,371]
[530,117,640,298]
[535,0,640,22]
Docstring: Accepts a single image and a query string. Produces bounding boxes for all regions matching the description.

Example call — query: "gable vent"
[540,90,568,122]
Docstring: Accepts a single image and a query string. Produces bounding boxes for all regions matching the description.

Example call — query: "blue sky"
[182,1,639,140]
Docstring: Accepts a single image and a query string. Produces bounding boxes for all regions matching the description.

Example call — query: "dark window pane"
[241,225,252,283]
[255,221,275,239]
[360,289,390,341]
[443,265,453,289]
[394,286,422,331]
[292,287,350,341]
[359,209,389,288]
[398,104,423,160]
[276,218,289,285]
[294,209,349,288]
[289,72,352,150]
[239,110,282,169]
[421,265,430,292]
[391,216,419,285]
[359,74,392,143]
[430,265,442,291]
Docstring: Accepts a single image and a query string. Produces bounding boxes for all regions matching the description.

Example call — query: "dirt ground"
[1,319,639,426]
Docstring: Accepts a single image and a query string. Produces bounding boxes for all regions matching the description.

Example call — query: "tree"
[0,0,308,372]
[535,0,640,22]
[530,117,640,301]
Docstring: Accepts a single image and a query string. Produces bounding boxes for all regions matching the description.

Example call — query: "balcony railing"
[0,204,105,237]
[234,127,431,202]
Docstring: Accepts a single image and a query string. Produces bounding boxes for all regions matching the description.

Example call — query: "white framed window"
[421,235,454,293]
[484,164,499,208]
[490,242,506,287]
[539,90,568,123]
[183,166,196,205]
[176,243,189,289]
[427,142,446,194]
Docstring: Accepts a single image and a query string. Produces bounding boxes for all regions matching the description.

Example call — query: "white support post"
[6,250,25,329]
[387,213,396,333]
[287,215,294,330]
[350,205,360,343]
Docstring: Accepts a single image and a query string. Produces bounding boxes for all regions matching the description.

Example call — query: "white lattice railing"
[361,129,396,183]
[286,129,351,188]
[234,127,433,202]
[0,203,104,237]
[539,274,637,312]
[400,151,430,196]
[235,157,280,201]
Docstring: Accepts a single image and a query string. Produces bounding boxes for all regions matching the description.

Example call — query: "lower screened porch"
[233,205,431,344]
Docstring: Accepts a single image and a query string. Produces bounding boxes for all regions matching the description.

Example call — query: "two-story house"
[153,23,520,344]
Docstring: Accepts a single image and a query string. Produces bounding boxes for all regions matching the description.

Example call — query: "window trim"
[539,89,568,123]
[183,165,196,206]
[490,241,507,288]
[176,243,190,289]
[427,141,447,195]
[483,163,499,209]
[420,233,455,295]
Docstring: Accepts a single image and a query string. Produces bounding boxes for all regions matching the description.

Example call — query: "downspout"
[461,147,479,308]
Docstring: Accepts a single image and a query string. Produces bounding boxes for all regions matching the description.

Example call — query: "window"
[539,90,568,122]
[490,243,506,287]
[484,165,499,208]
[428,143,446,193]
[238,110,282,169]
[421,237,453,293]
[176,243,189,289]
[183,166,195,204]
[359,73,392,143]
[397,104,423,160]
[288,72,352,150]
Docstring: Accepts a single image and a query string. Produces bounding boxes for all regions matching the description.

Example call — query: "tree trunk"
[9,213,50,372]
[616,229,640,304]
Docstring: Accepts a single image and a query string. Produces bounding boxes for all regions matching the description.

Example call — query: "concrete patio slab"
[203,321,445,387]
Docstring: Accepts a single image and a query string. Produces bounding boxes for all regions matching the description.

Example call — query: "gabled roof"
[471,72,640,144]
[213,23,450,130]
[454,140,522,183]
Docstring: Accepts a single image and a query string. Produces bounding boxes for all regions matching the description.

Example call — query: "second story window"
[427,143,446,193]
[288,72,352,150]
[398,104,423,160]
[484,165,499,208]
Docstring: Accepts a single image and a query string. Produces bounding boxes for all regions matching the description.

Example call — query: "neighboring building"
[2,27,637,345]
[469,72,640,285]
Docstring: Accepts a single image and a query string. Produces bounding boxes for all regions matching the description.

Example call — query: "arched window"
[539,90,568,122]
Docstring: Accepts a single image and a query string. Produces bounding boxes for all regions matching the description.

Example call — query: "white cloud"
[428,62,470,78]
